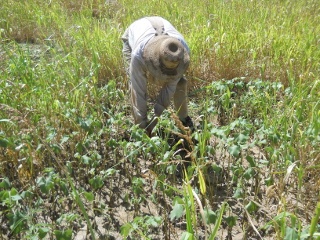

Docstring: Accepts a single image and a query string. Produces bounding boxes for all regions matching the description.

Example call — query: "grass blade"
[67,174,96,240]
[310,202,320,237]
[208,202,226,240]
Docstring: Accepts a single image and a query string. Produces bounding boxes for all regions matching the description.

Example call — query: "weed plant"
[0,0,319,239]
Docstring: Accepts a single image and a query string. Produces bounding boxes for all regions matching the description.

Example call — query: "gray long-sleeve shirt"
[122,17,190,128]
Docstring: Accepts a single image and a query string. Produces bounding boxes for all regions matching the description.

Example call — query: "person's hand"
[145,115,159,137]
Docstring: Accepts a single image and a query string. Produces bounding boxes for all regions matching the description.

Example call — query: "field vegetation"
[0,0,319,239]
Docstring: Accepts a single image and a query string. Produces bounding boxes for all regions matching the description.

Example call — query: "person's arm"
[143,79,178,136]
[130,57,149,129]
[121,29,132,74]
[154,79,179,117]
[145,114,159,137]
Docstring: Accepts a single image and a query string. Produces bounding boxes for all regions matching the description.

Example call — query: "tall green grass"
[0,0,319,239]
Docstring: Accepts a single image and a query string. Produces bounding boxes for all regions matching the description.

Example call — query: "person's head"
[143,35,190,82]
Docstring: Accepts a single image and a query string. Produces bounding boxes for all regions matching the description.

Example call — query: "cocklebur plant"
[120,215,163,239]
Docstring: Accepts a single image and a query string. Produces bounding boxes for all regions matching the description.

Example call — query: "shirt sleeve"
[130,56,148,128]
[154,79,180,117]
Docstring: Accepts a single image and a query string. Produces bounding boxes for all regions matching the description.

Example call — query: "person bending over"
[122,16,194,136]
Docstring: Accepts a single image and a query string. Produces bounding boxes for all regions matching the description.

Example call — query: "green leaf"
[170,202,184,221]
[75,142,84,153]
[81,155,92,165]
[54,229,72,240]
[246,156,256,167]
[262,212,297,230]
[10,187,18,195]
[58,181,69,195]
[21,190,33,200]
[0,190,9,201]
[245,201,259,214]
[233,187,243,199]
[265,176,274,186]
[225,216,237,227]
[7,211,28,234]
[83,191,94,202]
[0,178,11,189]
[284,227,298,240]
[105,168,118,177]
[46,132,56,142]
[268,132,280,144]
[228,145,241,158]
[64,213,81,223]
[145,216,162,227]
[235,132,249,144]
[243,167,255,180]
[164,187,174,197]
[11,193,22,202]
[89,177,104,190]
[212,164,222,174]
[38,227,50,239]
[0,137,10,147]
[37,176,54,194]
[132,177,144,195]
[60,135,70,144]
[204,208,217,224]
[180,232,193,240]
[172,196,184,207]
[120,223,132,238]
[10,188,22,202]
